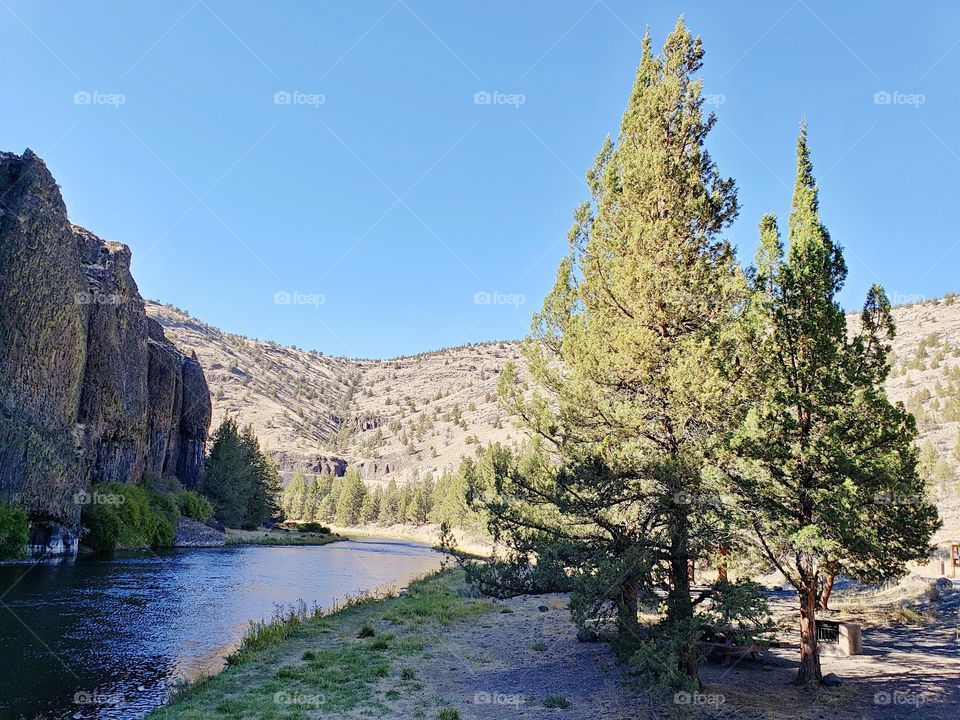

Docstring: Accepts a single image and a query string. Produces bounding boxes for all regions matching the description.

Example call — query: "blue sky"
[2,1,957,358]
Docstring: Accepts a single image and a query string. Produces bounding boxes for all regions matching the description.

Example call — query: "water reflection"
[0,539,442,719]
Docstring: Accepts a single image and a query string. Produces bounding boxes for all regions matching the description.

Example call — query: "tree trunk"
[818,568,835,611]
[716,544,728,582]
[667,509,701,686]
[797,583,822,684]
[617,577,640,642]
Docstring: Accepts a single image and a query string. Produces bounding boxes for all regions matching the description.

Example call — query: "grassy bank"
[326,522,492,557]
[224,527,344,547]
[149,569,492,719]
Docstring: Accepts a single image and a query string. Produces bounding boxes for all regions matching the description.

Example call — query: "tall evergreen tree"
[732,124,940,683]
[479,18,747,684]
[201,418,284,529]
[335,470,367,526]
[201,417,251,528]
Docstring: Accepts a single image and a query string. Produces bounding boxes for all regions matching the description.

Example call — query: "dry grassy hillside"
[148,296,960,541]
[145,301,523,485]
[861,296,960,546]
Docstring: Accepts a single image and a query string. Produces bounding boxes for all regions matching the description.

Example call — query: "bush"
[0,502,29,560]
[81,483,180,552]
[177,490,214,523]
[298,521,330,534]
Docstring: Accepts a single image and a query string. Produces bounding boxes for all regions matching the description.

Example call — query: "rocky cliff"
[0,149,211,555]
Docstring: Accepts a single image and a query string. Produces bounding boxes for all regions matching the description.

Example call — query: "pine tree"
[282,468,307,520]
[360,485,382,524]
[201,417,252,528]
[335,470,367,526]
[732,124,941,684]
[380,478,401,525]
[481,18,746,685]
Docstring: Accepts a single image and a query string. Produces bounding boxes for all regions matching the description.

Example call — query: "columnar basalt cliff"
[0,149,211,555]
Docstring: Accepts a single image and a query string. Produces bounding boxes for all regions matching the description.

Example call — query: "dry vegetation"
[149,295,960,541]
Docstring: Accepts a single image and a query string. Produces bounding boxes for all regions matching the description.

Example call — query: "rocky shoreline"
[172,517,225,548]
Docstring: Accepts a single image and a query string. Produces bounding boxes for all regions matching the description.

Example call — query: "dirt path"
[382,588,959,720]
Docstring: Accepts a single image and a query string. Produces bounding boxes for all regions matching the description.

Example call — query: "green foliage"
[464,18,745,686]
[0,501,29,560]
[297,521,330,534]
[731,125,940,682]
[335,470,367,525]
[201,418,283,529]
[176,490,213,523]
[81,483,179,552]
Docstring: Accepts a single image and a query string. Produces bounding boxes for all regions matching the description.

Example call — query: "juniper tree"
[732,124,940,684]
[476,18,749,684]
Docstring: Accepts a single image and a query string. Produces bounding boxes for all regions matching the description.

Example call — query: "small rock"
[537,605,549,612]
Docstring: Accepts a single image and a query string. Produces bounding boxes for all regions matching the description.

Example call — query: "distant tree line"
[280,462,480,531]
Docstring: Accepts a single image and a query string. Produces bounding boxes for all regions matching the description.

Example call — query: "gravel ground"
[377,585,959,720]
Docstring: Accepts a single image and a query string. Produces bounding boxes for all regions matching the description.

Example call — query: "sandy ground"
[372,585,960,719]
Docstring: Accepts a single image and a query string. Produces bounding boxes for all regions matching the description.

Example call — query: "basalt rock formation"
[0,149,211,555]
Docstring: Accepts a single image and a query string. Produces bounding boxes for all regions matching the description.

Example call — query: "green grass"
[435,709,461,720]
[148,569,492,719]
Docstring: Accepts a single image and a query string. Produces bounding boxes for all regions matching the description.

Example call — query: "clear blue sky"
[2,1,957,358]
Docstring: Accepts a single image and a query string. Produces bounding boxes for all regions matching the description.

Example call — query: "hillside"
[145,301,523,485]
[147,296,960,543]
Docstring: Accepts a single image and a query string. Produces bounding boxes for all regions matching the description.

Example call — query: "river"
[0,539,443,720]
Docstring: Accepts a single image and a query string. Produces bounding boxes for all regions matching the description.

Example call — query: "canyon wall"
[0,149,211,555]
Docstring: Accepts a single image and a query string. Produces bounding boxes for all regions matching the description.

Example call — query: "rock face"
[0,149,211,552]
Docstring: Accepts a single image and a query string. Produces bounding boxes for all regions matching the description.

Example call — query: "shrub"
[177,490,214,523]
[0,502,29,560]
[80,483,180,552]
[298,521,330,534]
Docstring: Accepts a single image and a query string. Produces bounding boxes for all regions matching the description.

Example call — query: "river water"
[0,539,443,720]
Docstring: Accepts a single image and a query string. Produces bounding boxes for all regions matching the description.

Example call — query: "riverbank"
[225,527,344,546]
[327,522,492,556]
